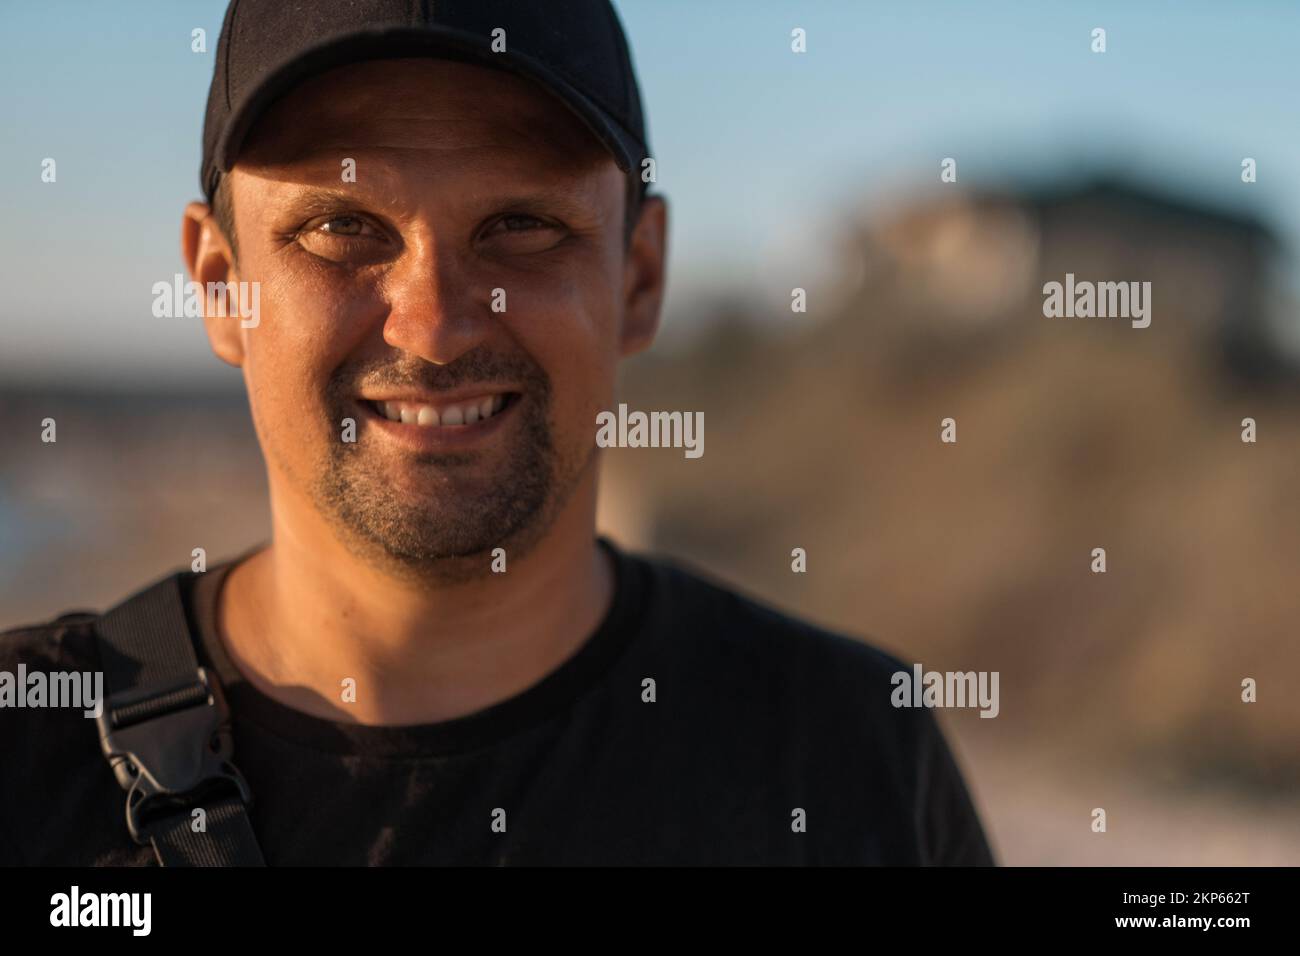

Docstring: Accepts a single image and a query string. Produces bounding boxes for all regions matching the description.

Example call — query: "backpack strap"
[93,572,265,866]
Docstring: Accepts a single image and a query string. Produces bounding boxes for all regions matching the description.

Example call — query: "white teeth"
[373,395,509,427]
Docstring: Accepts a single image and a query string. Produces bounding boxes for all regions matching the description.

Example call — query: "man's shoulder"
[0,610,103,670]
[0,600,162,866]
[0,565,203,669]
[623,547,996,867]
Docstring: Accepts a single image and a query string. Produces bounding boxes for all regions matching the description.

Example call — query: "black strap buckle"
[95,667,252,845]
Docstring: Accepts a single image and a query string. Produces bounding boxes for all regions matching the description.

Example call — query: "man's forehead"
[239,58,608,174]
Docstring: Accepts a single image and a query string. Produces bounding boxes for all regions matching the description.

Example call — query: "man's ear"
[181,200,244,368]
[620,194,668,357]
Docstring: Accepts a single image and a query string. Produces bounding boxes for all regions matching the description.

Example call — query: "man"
[0,0,994,866]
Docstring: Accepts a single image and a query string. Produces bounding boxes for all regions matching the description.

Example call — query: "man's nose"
[380,240,492,366]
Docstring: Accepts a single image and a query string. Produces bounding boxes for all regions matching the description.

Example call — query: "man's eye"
[479,214,565,253]
[318,216,371,237]
[504,215,543,230]
[490,214,551,235]
[294,214,390,264]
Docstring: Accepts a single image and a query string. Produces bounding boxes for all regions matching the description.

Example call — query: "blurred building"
[853,176,1293,380]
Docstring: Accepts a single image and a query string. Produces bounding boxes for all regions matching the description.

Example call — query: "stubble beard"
[311,349,593,583]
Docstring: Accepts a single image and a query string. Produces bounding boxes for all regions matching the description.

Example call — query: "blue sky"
[2,0,1298,387]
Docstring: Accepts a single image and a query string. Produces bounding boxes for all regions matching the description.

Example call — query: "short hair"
[211,176,239,263]
[210,171,644,267]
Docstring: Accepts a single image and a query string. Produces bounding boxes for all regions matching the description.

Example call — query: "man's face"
[207,59,652,575]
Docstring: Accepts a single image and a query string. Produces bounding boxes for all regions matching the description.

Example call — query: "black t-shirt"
[0,539,994,865]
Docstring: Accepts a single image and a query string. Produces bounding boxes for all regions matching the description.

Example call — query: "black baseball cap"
[201,0,650,203]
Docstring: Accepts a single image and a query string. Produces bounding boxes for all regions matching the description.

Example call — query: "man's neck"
[216,475,613,726]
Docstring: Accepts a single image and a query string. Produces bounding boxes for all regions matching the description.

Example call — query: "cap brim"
[210,25,642,198]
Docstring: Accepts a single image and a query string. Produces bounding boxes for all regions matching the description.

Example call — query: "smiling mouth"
[362,392,519,427]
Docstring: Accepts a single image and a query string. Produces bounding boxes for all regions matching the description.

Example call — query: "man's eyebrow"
[272,182,603,221]
[485,188,602,219]
[272,188,368,218]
